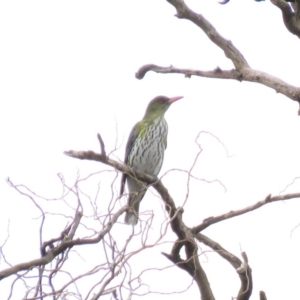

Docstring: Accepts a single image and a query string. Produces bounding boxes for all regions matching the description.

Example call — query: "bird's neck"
[145,116,164,127]
[143,111,165,123]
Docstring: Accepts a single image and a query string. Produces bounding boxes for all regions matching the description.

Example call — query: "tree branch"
[136,64,242,80]
[136,0,300,111]
[192,193,300,233]
[0,205,126,281]
[63,149,183,221]
[65,145,216,300]
[167,0,249,69]
[195,233,242,269]
[195,233,253,300]
[162,236,216,300]
[136,64,300,103]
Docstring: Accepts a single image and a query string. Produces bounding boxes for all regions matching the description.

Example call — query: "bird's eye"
[158,98,164,104]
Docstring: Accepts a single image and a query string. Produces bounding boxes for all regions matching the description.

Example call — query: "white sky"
[1,0,300,299]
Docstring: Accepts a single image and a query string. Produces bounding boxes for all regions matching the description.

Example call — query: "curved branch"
[192,193,300,233]
[167,0,249,69]
[196,233,252,300]
[162,235,216,300]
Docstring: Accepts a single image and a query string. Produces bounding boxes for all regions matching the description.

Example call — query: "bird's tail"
[124,210,138,225]
[124,177,148,225]
[124,189,145,225]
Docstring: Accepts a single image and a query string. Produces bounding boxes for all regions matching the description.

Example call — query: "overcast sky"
[1,0,300,299]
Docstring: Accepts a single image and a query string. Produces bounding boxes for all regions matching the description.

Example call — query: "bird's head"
[144,95,183,120]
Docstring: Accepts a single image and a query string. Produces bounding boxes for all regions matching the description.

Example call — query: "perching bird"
[120,95,183,225]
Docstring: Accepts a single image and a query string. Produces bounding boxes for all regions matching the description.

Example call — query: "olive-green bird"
[120,95,183,225]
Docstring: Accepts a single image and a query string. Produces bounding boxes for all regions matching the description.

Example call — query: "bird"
[120,95,183,225]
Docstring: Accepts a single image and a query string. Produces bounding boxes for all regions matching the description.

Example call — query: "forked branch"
[136,0,300,110]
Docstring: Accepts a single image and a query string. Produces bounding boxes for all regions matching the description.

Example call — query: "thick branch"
[162,235,215,300]
[192,193,300,233]
[271,0,300,38]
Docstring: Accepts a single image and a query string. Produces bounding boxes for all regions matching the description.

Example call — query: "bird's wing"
[164,136,167,149]
[120,122,140,196]
[164,122,168,149]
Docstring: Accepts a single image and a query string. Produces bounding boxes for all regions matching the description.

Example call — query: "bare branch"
[136,0,300,110]
[192,192,300,233]
[97,133,106,157]
[136,64,241,80]
[195,233,242,269]
[167,0,249,69]
[0,205,126,281]
[65,211,83,240]
[162,239,216,300]
[195,233,252,300]
[7,178,46,250]
[135,63,300,104]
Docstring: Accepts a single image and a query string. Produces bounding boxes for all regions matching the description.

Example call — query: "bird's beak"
[168,96,183,104]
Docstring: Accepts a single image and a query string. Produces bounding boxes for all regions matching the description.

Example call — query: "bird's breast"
[128,119,168,176]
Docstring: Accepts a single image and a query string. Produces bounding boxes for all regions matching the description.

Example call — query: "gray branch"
[192,193,300,233]
[136,0,300,112]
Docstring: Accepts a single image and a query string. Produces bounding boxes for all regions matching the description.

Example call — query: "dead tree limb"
[136,0,300,112]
